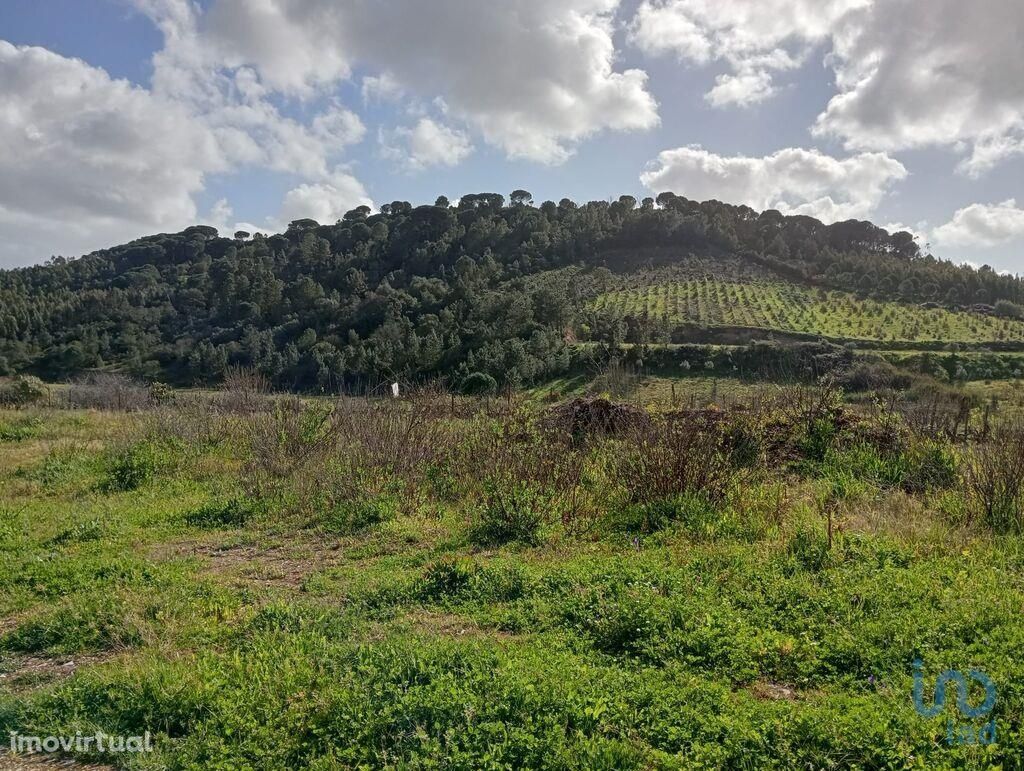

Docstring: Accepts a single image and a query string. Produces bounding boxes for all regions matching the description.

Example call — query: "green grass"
[594,277,1024,344]
[1,406,1023,769]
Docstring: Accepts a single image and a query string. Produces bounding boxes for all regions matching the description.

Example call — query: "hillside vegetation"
[2,192,1023,390]
[594,278,1024,344]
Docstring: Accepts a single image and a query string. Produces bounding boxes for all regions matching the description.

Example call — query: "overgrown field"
[594,278,1024,344]
[1,376,1024,769]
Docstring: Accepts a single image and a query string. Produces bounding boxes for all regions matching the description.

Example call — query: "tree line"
[1,192,1021,391]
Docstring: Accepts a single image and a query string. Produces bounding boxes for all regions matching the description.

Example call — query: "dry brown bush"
[615,413,733,506]
[962,423,1024,533]
[218,367,272,414]
[67,373,151,411]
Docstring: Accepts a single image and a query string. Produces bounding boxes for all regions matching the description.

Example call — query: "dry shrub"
[0,375,50,408]
[615,413,733,506]
[67,373,152,412]
[238,394,449,527]
[331,396,447,483]
[962,424,1024,533]
[545,398,649,443]
[898,382,979,439]
[144,394,234,451]
[458,409,599,536]
[219,367,272,414]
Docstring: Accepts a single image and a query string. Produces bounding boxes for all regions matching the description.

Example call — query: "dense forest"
[1,192,1022,391]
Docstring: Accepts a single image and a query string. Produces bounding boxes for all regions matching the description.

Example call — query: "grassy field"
[1,388,1024,769]
[594,278,1024,345]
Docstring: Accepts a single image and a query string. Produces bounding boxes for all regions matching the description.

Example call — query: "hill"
[1,192,1022,390]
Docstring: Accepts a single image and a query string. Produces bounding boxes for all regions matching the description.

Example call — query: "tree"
[461,371,497,396]
[510,189,533,207]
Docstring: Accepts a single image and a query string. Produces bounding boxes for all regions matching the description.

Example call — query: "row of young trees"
[1,192,1021,390]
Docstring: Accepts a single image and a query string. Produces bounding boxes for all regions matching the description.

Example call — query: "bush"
[994,299,1024,319]
[317,494,397,536]
[461,371,498,396]
[902,440,958,493]
[67,373,152,411]
[963,425,1024,533]
[417,558,478,602]
[0,415,42,442]
[102,441,169,492]
[0,375,49,407]
[470,479,546,546]
[612,492,721,536]
[46,519,105,547]
[616,414,733,506]
[186,497,258,529]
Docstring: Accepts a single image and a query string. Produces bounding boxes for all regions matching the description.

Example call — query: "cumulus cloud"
[933,200,1024,248]
[813,0,1024,174]
[630,0,865,107]
[279,174,373,226]
[380,119,474,171]
[640,145,907,222]
[632,0,1024,172]
[0,41,224,266]
[175,0,658,163]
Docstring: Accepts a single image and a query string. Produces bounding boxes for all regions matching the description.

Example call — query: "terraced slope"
[594,278,1024,344]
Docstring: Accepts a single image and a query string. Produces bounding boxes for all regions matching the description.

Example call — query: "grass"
[594,277,1024,344]
[0,401,1022,769]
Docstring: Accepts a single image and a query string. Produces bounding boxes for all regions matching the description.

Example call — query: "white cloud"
[640,145,907,222]
[279,174,373,226]
[175,0,658,164]
[380,119,473,171]
[705,70,775,107]
[933,200,1024,248]
[631,0,865,108]
[362,72,404,103]
[633,0,1024,174]
[811,0,1024,173]
[0,41,224,266]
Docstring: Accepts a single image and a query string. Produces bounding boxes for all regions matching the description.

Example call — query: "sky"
[0,0,1022,272]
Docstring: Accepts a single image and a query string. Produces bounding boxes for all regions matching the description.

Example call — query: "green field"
[594,278,1024,344]
[2,383,1024,768]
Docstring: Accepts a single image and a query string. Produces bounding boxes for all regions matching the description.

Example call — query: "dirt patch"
[0,653,113,691]
[368,609,514,643]
[152,535,346,589]
[0,753,114,770]
[749,681,801,701]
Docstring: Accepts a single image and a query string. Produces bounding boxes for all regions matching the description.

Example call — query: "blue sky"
[1,0,1022,271]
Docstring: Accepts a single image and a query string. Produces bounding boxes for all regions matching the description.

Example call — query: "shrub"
[0,375,49,407]
[149,381,175,404]
[102,441,169,492]
[317,494,397,536]
[902,440,958,493]
[46,519,105,547]
[67,373,151,411]
[417,558,478,602]
[786,527,833,572]
[616,414,733,506]
[994,299,1024,319]
[461,371,498,396]
[470,479,546,546]
[612,492,722,536]
[963,425,1024,533]
[186,497,258,529]
[0,415,42,442]
[0,593,144,654]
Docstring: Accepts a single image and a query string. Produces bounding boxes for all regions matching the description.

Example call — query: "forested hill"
[1,192,1022,391]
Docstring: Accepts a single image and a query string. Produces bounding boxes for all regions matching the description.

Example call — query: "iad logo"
[912,660,997,746]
